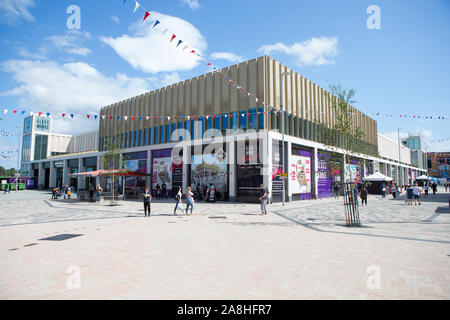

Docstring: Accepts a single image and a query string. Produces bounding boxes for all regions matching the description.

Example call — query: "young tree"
[102,132,124,205]
[320,82,368,226]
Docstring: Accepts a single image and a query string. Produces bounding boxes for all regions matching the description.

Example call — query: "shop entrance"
[236,164,263,203]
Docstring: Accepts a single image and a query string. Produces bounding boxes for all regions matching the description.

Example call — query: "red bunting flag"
[132,116,135,120]
[191,50,195,53]
[109,115,113,120]
[170,34,176,43]
[87,115,90,119]
[38,112,42,116]
[143,11,150,21]
[13,110,17,114]
[62,113,65,118]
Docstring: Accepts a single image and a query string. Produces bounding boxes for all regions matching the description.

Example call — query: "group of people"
[154,183,168,200]
[88,184,102,203]
[52,185,72,200]
[405,184,423,205]
[190,183,217,202]
[141,183,270,218]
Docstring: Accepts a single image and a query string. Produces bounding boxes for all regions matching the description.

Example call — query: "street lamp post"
[281,71,291,206]
[16,125,21,192]
[397,128,403,187]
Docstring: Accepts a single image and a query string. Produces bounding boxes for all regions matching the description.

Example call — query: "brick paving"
[0,190,449,299]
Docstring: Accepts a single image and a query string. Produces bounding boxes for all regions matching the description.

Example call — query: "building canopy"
[363,172,393,182]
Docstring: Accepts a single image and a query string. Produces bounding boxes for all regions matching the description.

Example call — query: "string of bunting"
[1,107,448,121]
[0,1,448,123]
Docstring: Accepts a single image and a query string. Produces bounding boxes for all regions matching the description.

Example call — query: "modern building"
[401,134,427,170]
[427,152,450,181]
[23,56,427,201]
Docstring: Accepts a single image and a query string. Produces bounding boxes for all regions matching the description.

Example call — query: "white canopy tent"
[416,175,430,180]
[363,172,393,182]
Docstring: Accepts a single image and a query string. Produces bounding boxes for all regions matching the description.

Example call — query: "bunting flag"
[143,11,150,21]
[170,34,176,43]
[176,40,183,47]
[152,20,160,28]
[133,1,140,13]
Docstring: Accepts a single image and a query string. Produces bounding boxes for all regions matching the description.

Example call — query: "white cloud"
[210,52,245,64]
[0,59,153,134]
[67,47,92,56]
[111,16,120,24]
[101,12,207,74]
[0,0,36,25]
[180,0,200,10]
[45,30,93,56]
[258,37,338,66]
[17,47,47,60]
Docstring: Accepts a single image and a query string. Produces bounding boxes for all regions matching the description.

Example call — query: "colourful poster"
[290,154,311,194]
[152,149,172,190]
[317,152,331,198]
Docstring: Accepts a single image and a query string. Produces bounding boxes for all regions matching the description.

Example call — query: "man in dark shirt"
[258,184,269,215]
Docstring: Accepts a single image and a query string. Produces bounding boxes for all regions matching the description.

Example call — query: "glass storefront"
[124,151,147,199]
[191,143,228,201]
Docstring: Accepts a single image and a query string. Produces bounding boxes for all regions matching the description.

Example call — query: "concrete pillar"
[62,160,69,186]
[228,139,236,202]
[182,144,189,192]
[38,162,45,188]
[96,156,101,187]
[287,140,293,202]
[49,161,57,189]
[78,158,85,190]
[262,133,272,201]
[313,147,318,200]
[147,149,152,190]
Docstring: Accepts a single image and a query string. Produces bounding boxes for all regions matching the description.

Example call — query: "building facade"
[23,56,427,201]
[427,152,450,181]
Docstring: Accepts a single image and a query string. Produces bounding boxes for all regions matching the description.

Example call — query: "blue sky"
[0,0,449,169]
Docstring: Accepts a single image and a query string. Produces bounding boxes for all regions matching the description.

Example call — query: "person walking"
[391,184,397,199]
[161,183,167,199]
[360,186,368,206]
[4,183,10,194]
[424,183,429,197]
[334,184,340,199]
[406,185,414,205]
[432,182,437,196]
[413,184,421,205]
[143,187,151,217]
[258,184,269,215]
[173,187,184,215]
[444,182,448,192]
[96,184,102,203]
[185,186,194,215]
[155,183,161,200]
[381,183,386,199]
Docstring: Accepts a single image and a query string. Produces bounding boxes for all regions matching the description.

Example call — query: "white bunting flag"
[187,116,190,120]
[146,116,150,120]
[101,115,105,120]
[133,1,141,13]
[3,109,7,115]
[124,116,128,121]
[167,116,171,121]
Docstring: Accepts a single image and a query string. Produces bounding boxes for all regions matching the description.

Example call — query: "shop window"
[230,112,238,130]
[144,129,148,145]
[185,120,190,140]
[249,108,257,129]
[166,124,171,143]
[239,111,248,130]
[258,107,264,130]
[222,114,229,134]
[160,125,165,144]
[154,127,158,145]
[214,115,221,131]
[135,130,138,147]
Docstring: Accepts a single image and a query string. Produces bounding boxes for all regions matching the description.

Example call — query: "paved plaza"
[0,190,449,299]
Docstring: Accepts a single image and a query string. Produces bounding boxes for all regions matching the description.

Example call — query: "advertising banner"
[191,153,227,193]
[152,149,172,191]
[290,148,312,198]
[317,152,331,198]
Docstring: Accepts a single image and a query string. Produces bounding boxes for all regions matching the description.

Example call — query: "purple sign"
[318,153,331,198]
